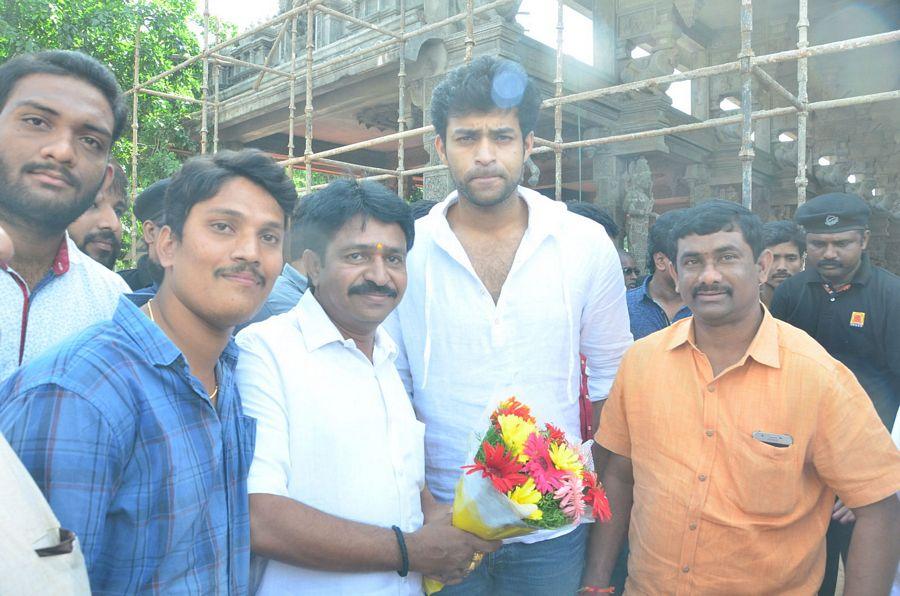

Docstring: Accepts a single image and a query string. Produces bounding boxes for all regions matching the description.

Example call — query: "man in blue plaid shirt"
[0,149,297,594]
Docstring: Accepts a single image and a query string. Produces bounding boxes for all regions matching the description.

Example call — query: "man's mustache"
[817,259,842,268]
[84,229,120,250]
[348,280,397,298]
[465,168,506,183]
[215,263,265,285]
[692,284,732,298]
[23,162,79,188]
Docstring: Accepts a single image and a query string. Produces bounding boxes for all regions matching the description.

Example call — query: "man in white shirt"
[384,56,633,594]
[236,179,498,596]
[0,50,129,381]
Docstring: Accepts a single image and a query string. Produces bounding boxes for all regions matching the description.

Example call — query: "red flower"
[544,423,567,443]
[582,471,612,522]
[523,433,566,492]
[463,441,527,493]
[491,397,535,426]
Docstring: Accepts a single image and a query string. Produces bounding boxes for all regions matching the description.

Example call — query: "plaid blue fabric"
[0,296,255,595]
[626,275,692,340]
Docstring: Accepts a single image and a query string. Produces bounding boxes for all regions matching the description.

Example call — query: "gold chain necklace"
[146,298,219,402]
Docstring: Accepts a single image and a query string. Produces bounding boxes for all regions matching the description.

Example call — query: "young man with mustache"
[0,149,297,594]
[0,50,130,381]
[770,192,900,595]
[384,56,632,595]
[235,179,497,595]
[758,220,805,308]
[584,199,900,595]
[67,160,127,270]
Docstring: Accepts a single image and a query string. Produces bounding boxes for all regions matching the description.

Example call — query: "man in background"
[118,177,167,294]
[618,249,640,289]
[759,220,804,308]
[68,159,127,269]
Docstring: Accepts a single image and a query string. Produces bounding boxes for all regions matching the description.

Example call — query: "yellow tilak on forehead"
[375,242,384,252]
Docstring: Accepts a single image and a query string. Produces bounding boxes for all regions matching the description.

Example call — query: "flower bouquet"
[425,397,611,594]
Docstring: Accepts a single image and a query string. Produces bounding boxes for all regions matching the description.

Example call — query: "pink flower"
[554,473,586,524]
[523,433,566,492]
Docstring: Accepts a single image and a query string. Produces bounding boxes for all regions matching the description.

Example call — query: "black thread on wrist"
[392,525,409,577]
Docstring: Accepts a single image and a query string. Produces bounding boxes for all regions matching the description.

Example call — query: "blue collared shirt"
[0,296,255,595]
[126,281,160,307]
[626,275,692,340]
[237,263,308,332]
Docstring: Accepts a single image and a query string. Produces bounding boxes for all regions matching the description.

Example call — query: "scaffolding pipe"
[317,4,402,39]
[213,60,220,153]
[304,2,314,193]
[129,26,141,263]
[200,0,210,154]
[211,53,294,78]
[253,17,291,91]
[465,0,475,63]
[134,87,206,104]
[752,64,802,110]
[554,0,563,201]
[739,0,754,209]
[796,0,810,205]
[288,14,298,164]
[123,0,322,96]
[541,29,900,109]
[397,0,407,197]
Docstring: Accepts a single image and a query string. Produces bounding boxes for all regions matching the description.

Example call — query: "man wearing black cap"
[118,178,168,298]
[771,191,900,595]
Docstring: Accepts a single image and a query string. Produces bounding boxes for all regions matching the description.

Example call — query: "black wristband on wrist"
[391,525,409,577]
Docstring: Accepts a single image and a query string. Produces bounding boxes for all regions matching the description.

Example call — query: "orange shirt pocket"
[725,431,804,517]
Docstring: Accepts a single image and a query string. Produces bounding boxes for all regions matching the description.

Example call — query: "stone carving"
[712,184,740,203]
[356,103,422,132]
[773,139,798,169]
[620,48,677,91]
[683,163,711,206]
[618,8,658,40]
[673,0,705,28]
[623,157,654,265]
[525,157,540,186]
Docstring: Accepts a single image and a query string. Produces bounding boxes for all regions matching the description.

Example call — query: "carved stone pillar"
[421,74,454,201]
[684,163,711,206]
[623,157,654,265]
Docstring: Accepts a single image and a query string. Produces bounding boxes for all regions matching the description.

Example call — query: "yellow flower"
[507,478,543,520]
[497,414,536,461]
[549,441,583,473]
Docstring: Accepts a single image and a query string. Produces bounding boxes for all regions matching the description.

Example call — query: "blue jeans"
[438,524,589,596]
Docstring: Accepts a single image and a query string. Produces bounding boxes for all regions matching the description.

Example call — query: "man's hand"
[0,223,13,267]
[832,498,856,525]
[406,516,500,585]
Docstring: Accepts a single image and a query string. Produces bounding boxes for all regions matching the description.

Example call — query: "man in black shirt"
[770,192,900,595]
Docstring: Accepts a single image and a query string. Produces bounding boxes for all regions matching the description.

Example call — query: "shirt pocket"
[726,431,803,517]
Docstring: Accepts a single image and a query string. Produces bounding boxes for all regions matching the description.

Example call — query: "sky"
[197,0,280,28]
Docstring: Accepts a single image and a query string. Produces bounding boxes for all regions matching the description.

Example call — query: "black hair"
[409,199,438,220]
[430,56,541,142]
[0,50,127,141]
[295,178,414,258]
[106,160,128,202]
[762,220,806,254]
[669,200,765,266]
[647,208,689,269]
[566,201,619,239]
[164,149,298,238]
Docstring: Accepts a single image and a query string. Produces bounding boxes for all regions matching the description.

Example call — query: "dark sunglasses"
[622,267,641,276]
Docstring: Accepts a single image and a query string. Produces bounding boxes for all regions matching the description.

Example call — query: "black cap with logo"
[794,192,870,234]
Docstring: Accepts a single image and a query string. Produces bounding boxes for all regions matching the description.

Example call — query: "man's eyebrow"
[450,127,480,136]
[15,99,112,140]
[489,126,516,135]
[713,244,744,253]
[342,243,405,253]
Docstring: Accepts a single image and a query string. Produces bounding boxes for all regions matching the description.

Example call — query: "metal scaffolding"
[124,0,900,255]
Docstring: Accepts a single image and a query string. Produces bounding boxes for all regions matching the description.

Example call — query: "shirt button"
[705,430,714,437]
[682,565,690,573]
[707,384,715,392]
[689,522,698,531]
[698,474,707,482]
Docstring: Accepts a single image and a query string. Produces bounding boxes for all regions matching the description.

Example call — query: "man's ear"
[141,220,158,244]
[666,259,680,294]
[100,163,114,192]
[155,225,177,269]
[653,251,669,273]
[434,134,448,165]
[523,131,534,162]
[757,248,774,285]
[301,248,322,289]
[860,229,870,250]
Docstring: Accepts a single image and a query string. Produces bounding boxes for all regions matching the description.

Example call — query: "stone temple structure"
[211,0,899,272]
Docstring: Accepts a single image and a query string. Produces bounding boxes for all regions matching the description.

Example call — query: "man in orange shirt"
[583,200,900,594]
